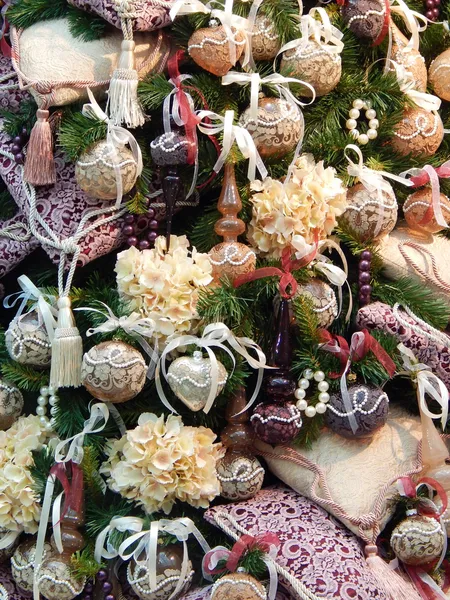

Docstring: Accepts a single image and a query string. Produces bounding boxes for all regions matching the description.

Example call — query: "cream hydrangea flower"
[248,154,347,258]
[101,413,225,515]
[0,415,52,535]
[115,235,213,343]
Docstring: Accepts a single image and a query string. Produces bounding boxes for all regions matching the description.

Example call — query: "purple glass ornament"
[127,236,138,247]
[147,207,155,219]
[251,402,302,444]
[84,595,92,600]
[123,224,135,236]
[359,260,370,272]
[359,292,369,304]
[11,144,22,155]
[13,136,22,146]
[147,231,158,243]
[432,7,439,15]
[139,239,150,250]
[360,284,372,295]
[15,153,24,165]
[434,0,441,6]
[125,214,135,224]
[20,126,28,139]
[84,583,93,593]
[426,0,434,7]
[149,219,159,230]
[97,570,108,582]
[358,271,371,284]
[105,596,116,600]
[425,9,435,18]
[102,582,113,593]
[360,250,372,261]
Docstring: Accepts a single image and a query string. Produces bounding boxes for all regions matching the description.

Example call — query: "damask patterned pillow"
[205,487,389,600]
[67,0,173,32]
[180,585,293,600]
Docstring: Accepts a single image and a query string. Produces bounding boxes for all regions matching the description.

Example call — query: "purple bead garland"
[425,0,440,20]
[81,569,117,600]
[122,203,160,249]
[10,127,29,165]
[358,250,372,306]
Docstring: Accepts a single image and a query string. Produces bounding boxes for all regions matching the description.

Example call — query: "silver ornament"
[295,278,338,328]
[5,313,51,367]
[0,380,23,430]
[167,351,228,411]
[391,514,445,566]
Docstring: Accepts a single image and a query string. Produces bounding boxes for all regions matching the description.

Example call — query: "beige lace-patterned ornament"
[0,380,23,430]
[211,573,267,600]
[390,514,445,566]
[391,107,444,157]
[81,340,147,403]
[188,24,246,76]
[5,312,51,367]
[339,182,398,242]
[12,540,54,592]
[239,96,303,159]
[404,188,450,234]
[429,48,450,102]
[389,23,427,93]
[37,559,86,600]
[295,278,338,328]
[75,139,139,200]
[280,40,341,97]
[217,453,265,500]
[251,15,281,61]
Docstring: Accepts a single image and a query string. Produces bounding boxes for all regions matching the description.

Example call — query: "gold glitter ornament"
[295,278,338,329]
[251,15,281,61]
[188,25,246,76]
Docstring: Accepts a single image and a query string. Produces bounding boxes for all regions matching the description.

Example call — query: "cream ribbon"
[82,88,143,209]
[33,403,110,600]
[94,516,146,563]
[3,274,57,342]
[0,530,21,550]
[116,517,210,599]
[345,144,413,237]
[390,63,442,112]
[387,0,427,63]
[75,302,159,379]
[399,165,448,228]
[397,343,448,430]
[156,322,270,415]
[197,109,267,181]
[314,238,353,322]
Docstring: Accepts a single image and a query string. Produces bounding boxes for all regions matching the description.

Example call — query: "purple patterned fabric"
[357,301,450,388]
[0,561,30,600]
[180,585,294,600]
[205,487,388,600]
[67,0,174,32]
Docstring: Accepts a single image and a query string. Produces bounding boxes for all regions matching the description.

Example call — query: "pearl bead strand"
[346,99,378,145]
[294,369,330,418]
[37,385,59,432]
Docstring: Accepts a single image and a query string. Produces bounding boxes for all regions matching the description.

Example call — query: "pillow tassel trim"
[23,108,56,186]
[257,446,424,600]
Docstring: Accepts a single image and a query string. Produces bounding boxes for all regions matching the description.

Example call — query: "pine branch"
[0,99,37,138]
[58,109,108,162]
[85,496,140,538]
[0,361,48,392]
[30,446,55,501]
[126,191,149,215]
[70,546,103,581]
[81,446,105,501]
[189,205,221,252]
[291,295,320,346]
[0,188,17,220]
[67,5,107,42]
[196,280,254,336]
[7,0,68,28]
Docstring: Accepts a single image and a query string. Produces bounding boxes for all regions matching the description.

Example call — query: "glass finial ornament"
[208,163,256,284]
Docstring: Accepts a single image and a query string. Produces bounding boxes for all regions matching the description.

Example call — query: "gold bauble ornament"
[404,189,450,234]
[210,243,256,283]
[5,312,51,367]
[239,97,303,159]
[188,25,246,76]
[12,539,54,592]
[280,40,342,97]
[211,572,267,600]
[81,340,147,403]
[429,48,450,102]
[391,107,444,157]
[75,140,138,200]
[339,182,398,242]
[389,23,427,92]
[390,514,445,566]
[127,544,194,600]
[0,379,23,430]
[217,451,265,500]
[251,15,281,61]
[37,557,86,600]
[295,278,338,329]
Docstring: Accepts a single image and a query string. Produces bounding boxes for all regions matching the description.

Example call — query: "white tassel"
[365,545,422,600]
[50,297,83,389]
[108,39,145,129]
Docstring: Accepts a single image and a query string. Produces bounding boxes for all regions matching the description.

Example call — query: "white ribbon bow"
[398,343,449,430]
[75,302,159,379]
[114,517,210,600]
[197,109,267,181]
[389,63,442,112]
[156,322,270,415]
[399,165,448,229]
[388,0,427,55]
[3,274,57,342]
[82,89,143,209]
[33,403,110,600]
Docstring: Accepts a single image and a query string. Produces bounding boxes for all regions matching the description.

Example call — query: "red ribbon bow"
[318,328,396,379]
[234,241,318,299]
[50,460,84,523]
[409,161,450,226]
[203,533,280,576]
[397,476,448,520]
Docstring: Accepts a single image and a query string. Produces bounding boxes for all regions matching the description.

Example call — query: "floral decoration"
[101,413,225,514]
[115,235,213,343]
[247,154,347,258]
[0,415,52,535]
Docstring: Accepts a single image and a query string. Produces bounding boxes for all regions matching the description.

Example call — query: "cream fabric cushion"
[257,406,422,538]
[13,18,168,106]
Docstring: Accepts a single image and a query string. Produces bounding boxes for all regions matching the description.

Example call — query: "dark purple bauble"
[324,384,389,439]
[358,271,371,284]
[250,402,302,444]
[125,214,135,224]
[13,136,22,145]
[432,7,440,15]
[360,284,372,295]
[127,236,138,247]
[425,9,435,18]
[147,207,155,219]
[15,153,24,165]
[149,219,159,230]
[148,231,158,242]
[434,0,441,6]
[150,132,191,167]
[20,127,28,140]
[265,372,296,403]
[359,260,370,272]
[102,582,113,593]
[84,595,92,600]
[105,596,115,600]
[342,0,386,40]
[11,144,22,155]
[84,583,93,593]
[97,570,108,582]
[359,292,369,304]
[123,224,135,236]
[426,0,434,7]
[360,250,372,261]
[139,239,150,250]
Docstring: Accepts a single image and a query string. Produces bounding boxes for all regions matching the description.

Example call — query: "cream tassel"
[108,39,145,129]
[365,545,422,600]
[23,109,56,186]
[50,297,83,388]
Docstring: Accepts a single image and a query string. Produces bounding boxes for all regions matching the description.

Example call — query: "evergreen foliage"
[7,0,67,29]
[58,109,108,161]
[0,99,37,138]
[0,189,18,220]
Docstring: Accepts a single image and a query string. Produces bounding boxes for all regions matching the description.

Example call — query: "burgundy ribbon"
[372,0,391,46]
[398,476,448,519]
[204,533,280,576]
[234,240,318,299]
[50,460,84,522]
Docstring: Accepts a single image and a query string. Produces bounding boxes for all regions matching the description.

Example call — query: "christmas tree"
[0,0,449,598]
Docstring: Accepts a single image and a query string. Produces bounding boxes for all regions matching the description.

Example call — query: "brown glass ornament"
[209,163,256,284]
[188,25,246,76]
[251,15,281,61]
[265,298,296,403]
[404,189,450,234]
[341,0,387,41]
[295,278,338,329]
[429,48,450,102]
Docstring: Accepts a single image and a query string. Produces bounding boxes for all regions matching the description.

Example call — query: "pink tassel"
[365,545,423,600]
[23,109,56,186]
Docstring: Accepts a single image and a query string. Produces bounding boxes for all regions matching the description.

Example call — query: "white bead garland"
[38,385,58,432]
[295,370,330,418]
[345,99,378,146]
